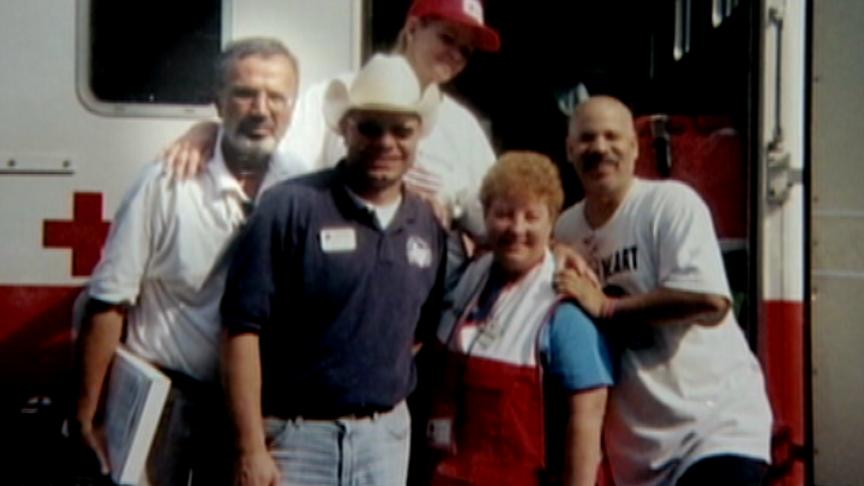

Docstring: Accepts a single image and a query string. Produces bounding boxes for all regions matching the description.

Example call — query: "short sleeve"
[655,183,731,298]
[543,303,615,391]
[220,186,289,334]
[87,163,164,305]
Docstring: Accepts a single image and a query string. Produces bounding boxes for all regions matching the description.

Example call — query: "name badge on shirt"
[320,227,356,253]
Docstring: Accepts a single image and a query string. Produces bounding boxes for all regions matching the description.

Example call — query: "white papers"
[104,347,171,485]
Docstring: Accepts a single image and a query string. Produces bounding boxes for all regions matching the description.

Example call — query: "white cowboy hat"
[323,54,440,136]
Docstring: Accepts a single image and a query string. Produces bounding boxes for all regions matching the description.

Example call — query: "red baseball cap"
[408,0,501,52]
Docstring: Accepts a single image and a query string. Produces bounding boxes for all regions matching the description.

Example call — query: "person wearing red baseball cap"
[407,0,500,50]
[396,0,500,89]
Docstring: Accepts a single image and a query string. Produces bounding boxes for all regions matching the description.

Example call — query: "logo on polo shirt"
[407,236,432,268]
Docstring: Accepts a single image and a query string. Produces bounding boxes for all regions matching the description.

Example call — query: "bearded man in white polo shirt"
[71,38,306,485]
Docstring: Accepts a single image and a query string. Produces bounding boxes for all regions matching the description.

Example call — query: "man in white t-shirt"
[71,38,306,485]
[553,96,772,486]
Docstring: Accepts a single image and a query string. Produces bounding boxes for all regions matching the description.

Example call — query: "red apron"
[429,349,548,486]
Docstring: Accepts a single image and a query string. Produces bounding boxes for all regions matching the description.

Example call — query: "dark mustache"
[237,116,272,133]
[581,152,617,170]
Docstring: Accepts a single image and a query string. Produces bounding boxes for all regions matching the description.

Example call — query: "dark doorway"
[366,1,756,206]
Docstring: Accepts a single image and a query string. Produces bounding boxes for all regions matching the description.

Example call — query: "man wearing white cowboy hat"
[220,53,448,486]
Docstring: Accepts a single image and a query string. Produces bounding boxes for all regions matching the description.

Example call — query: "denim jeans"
[264,401,411,486]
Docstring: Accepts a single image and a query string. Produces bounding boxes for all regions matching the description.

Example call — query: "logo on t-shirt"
[597,245,638,281]
[407,236,432,268]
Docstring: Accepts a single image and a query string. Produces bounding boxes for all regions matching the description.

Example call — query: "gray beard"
[222,135,274,172]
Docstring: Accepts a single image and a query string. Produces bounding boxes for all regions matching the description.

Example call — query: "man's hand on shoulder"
[161,121,219,179]
[551,241,601,288]
[554,268,607,318]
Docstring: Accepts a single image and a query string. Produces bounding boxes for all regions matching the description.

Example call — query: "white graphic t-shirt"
[554,178,772,486]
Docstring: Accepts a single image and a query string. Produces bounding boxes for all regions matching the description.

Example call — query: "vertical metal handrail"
[674,0,692,60]
[768,3,785,150]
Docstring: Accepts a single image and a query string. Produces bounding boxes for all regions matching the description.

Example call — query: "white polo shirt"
[88,138,306,382]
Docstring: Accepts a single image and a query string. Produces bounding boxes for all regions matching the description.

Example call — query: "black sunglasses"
[352,118,418,140]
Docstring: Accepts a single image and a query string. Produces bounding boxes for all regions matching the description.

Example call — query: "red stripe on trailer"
[760,300,807,486]
[43,192,110,277]
[0,286,81,399]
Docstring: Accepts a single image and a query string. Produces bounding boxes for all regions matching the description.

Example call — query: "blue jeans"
[263,401,411,486]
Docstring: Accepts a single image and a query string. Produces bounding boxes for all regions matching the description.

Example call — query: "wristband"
[600,297,617,319]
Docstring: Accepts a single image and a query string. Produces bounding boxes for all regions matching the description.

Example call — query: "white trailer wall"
[811,1,864,484]
[0,0,360,285]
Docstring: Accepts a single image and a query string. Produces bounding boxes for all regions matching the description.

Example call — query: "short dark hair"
[214,37,299,96]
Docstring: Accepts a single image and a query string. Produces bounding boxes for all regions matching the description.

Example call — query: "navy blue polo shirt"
[221,164,447,418]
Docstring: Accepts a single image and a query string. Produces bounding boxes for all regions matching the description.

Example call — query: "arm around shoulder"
[607,287,731,326]
[160,120,219,178]
[653,182,733,315]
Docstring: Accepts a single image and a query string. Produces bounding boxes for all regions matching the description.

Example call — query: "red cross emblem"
[43,192,111,277]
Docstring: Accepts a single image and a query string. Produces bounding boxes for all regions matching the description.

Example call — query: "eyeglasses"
[228,87,295,111]
[350,118,419,140]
